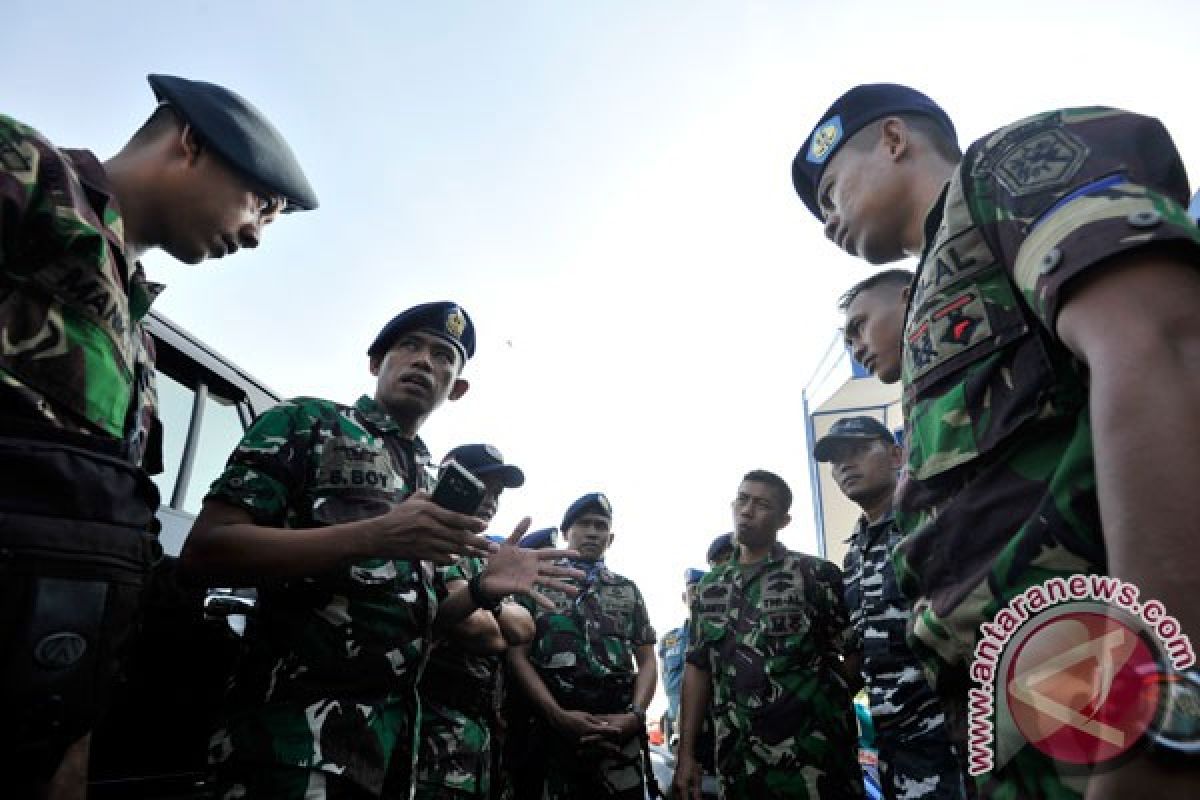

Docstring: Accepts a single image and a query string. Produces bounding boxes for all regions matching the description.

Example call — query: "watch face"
[1151,669,1200,756]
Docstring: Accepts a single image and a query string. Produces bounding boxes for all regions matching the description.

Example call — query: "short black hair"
[128,104,183,147]
[838,268,913,312]
[742,470,792,513]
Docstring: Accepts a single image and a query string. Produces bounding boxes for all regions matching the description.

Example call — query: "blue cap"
[562,492,612,532]
[147,74,317,211]
[706,532,734,564]
[684,567,706,586]
[519,527,558,549]
[792,83,956,220]
[442,443,524,488]
[368,301,475,362]
[813,415,895,462]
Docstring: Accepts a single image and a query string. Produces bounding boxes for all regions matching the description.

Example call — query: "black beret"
[442,443,525,488]
[813,415,896,462]
[148,74,318,212]
[792,83,956,220]
[706,532,734,564]
[519,527,559,549]
[368,301,475,362]
[562,492,612,532]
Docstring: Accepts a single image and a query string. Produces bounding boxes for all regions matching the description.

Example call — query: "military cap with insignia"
[792,83,956,220]
[368,301,475,363]
[562,492,612,532]
[441,443,525,488]
[813,415,896,462]
[519,527,559,550]
[147,74,317,211]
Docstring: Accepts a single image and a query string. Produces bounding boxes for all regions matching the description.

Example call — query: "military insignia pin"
[807,115,844,165]
[445,308,467,339]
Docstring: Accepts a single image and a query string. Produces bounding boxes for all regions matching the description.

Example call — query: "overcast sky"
[7,0,1200,714]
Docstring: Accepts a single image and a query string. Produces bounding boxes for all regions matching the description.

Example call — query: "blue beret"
[368,301,475,362]
[706,532,734,564]
[684,567,707,586]
[519,527,558,549]
[442,443,524,488]
[148,74,317,212]
[792,83,956,220]
[562,492,612,532]
[813,415,896,462]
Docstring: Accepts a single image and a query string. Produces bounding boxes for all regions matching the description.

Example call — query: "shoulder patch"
[993,127,1089,198]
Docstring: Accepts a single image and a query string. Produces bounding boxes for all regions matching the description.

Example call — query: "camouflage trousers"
[212,764,375,799]
[716,764,865,800]
[876,725,967,800]
[414,698,492,799]
[542,734,644,800]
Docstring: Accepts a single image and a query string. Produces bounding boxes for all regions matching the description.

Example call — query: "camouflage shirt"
[0,115,162,469]
[206,394,443,796]
[842,512,949,736]
[415,555,500,797]
[686,543,863,799]
[521,560,656,799]
[523,559,655,703]
[895,108,1200,796]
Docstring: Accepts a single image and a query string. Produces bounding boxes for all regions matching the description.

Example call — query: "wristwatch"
[467,573,503,613]
[1147,668,1200,760]
[627,703,647,726]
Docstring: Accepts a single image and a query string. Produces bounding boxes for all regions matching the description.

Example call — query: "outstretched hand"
[479,516,583,608]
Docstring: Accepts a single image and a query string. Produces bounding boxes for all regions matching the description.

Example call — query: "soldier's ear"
[369,355,382,376]
[901,284,911,304]
[448,378,470,401]
[178,123,204,167]
[880,117,910,161]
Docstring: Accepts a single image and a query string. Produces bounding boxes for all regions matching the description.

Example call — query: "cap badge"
[597,494,612,514]
[807,115,843,165]
[484,444,503,462]
[445,308,467,340]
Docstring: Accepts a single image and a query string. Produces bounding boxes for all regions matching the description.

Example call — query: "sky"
[7,0,1200,715]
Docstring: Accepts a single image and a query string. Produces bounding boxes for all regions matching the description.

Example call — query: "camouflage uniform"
[414,555,499,800]
[894,108,1200,798]
[843,513,965,800]
[0,116,162,779]
[521,560,656,800]
[206,394,444,799]
[0,115,162,465]
[687,543,863,800]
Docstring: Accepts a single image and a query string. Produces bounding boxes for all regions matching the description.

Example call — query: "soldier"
[506,492,658,800]
[815,417,966,800]
[415,444,536,800]
[659,568,706,740]
[792,84,1200,797]
[498,526,559,800]
[705,532,734,568]
[180,302,580,799]
[0,74,316,796]
[674,470,863,800]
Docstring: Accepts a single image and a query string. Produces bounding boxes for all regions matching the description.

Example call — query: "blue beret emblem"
[807,115,843,165]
